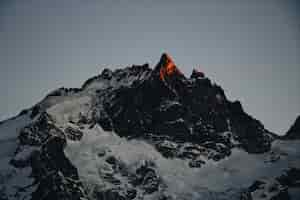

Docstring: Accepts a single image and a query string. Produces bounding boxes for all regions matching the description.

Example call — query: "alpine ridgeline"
[0,54,299,200]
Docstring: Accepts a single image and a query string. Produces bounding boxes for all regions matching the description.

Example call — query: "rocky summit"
[0,54,299,200]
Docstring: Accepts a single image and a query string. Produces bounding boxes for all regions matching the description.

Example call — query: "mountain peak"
[160,53,174,65]
[157,53,182,81]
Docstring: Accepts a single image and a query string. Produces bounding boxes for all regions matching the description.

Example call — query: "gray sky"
[0,0,299,135]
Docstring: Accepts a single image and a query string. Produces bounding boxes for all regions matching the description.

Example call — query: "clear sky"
[0,0,299,135]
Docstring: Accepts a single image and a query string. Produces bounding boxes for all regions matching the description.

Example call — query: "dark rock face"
[134,161,162,194]
[188,159,205,168]
[18,113,57,146]
[64,127,83,141]
[11,113,88,200]
[89,155,165,199]
[284,116,300,140]
[92,54,274,154]
[150,134,230,164]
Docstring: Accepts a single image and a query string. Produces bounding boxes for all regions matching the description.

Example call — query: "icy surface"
[64,121,300,199]
[47,95,93,126]
[84,67,151,92]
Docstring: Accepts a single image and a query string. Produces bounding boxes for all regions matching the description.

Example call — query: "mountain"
[0,54,299,200]
[283,116,300,140]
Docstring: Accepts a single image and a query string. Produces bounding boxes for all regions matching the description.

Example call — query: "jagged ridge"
[80,53,274,154]
[1,53,299,200]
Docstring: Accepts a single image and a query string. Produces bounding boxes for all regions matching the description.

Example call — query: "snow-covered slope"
[0,54,299,200]
[64,124,300,200]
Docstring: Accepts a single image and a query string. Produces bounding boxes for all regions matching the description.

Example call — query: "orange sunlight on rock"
[159,54,180,81]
